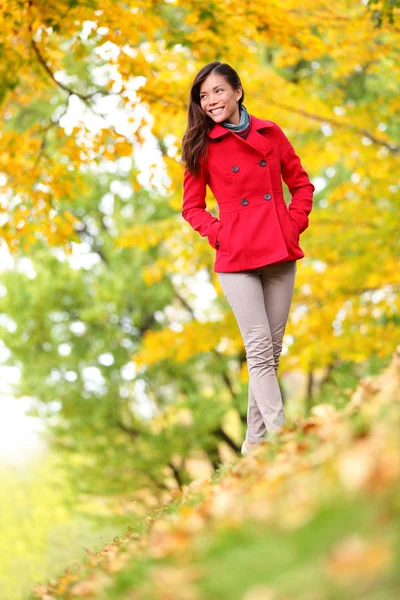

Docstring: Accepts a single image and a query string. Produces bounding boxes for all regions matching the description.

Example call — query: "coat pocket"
[288,212,300,243]
[216,221,230,254]
[276,201,300,249]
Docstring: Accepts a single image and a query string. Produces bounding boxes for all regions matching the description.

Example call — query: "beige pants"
[217,260,297,443]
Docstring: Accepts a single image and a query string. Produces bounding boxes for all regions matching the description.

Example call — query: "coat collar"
[208,115,276,156]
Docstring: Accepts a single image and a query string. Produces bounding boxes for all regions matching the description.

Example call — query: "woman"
[181,61,315,456]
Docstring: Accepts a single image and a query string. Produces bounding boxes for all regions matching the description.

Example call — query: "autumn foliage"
[0,0,399,373]
[31,345,400,599]
[0,3,399,596]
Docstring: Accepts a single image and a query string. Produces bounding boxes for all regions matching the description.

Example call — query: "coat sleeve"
[276,125,315,237]
[182,157,222,250]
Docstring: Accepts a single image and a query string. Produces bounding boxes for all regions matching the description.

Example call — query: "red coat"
[182,115,315,272]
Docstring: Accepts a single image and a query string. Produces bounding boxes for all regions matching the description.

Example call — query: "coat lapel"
[208,115,275,157]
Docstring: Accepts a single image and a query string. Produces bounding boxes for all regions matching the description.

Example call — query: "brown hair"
[181,61,244,176]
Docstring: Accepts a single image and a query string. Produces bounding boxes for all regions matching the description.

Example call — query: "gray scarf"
[221,104,250,132]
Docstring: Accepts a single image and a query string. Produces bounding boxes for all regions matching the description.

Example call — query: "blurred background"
[0,0,399,598]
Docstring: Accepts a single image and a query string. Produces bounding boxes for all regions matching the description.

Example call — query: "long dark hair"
[181,61,245,176]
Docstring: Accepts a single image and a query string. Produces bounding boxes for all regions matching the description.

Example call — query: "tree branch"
[268,98,400,154]
[30,38,98,102]
[213,425,240,453]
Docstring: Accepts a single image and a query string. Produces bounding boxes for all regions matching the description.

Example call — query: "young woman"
[181,61,315,456]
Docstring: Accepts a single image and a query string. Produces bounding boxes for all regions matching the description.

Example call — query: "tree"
[0,1,399,507]
[0,167,241,515]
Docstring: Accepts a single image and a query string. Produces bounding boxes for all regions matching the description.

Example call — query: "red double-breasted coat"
[182,115,315,272]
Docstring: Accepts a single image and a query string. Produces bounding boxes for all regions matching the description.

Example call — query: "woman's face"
[199,73,242,125]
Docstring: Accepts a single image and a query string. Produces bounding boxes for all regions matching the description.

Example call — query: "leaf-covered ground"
[31,347,400,600]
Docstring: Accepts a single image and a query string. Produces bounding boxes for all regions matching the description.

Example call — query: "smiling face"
[199,72,243,125]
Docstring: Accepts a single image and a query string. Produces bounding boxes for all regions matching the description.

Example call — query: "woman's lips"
[209,106,224,115]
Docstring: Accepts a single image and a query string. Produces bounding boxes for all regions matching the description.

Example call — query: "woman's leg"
[260,260,297,376]
[217,260,296,443]
[246,260,297,439]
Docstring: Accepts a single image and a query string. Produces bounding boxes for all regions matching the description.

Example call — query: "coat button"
[259,160,267,167]
[232,165,240,173]
[241,198,249,206]
[264,193,272,200]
